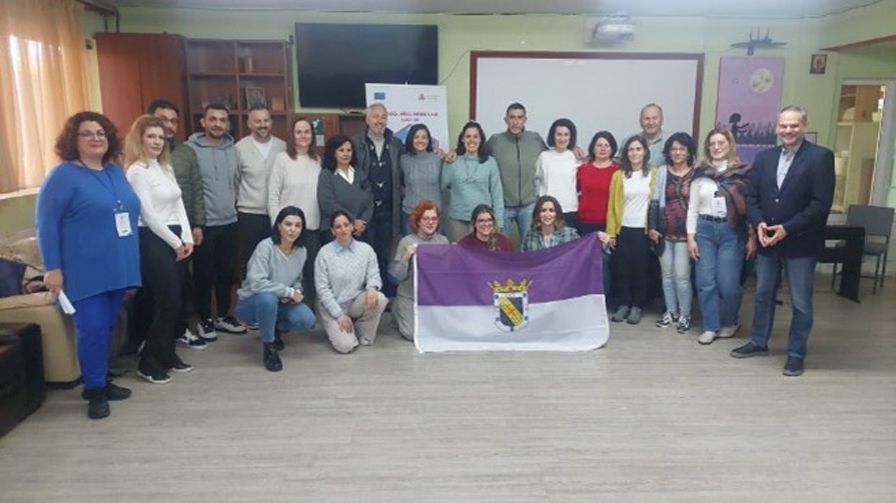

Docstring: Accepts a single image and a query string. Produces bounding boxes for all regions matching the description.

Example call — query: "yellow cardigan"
[606,166,657,238]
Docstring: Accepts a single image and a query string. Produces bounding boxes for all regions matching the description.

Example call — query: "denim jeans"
[503,203,535,239]
[749,251,818,359]
[234,292,315,343]
[659,240,692,317]
[694,219,745,332]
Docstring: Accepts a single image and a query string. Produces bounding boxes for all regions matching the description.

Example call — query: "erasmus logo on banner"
[491,279,531,332]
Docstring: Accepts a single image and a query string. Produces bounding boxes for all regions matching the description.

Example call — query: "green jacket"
[169,141,206,228]
[486,130,546,207]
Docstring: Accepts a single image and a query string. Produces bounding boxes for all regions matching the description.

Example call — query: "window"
[0,0,90,194]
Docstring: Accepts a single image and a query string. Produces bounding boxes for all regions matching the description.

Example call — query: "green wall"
[88,1,895,146]
[5,1,894,237]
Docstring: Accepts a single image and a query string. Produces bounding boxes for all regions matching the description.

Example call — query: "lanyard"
[80,160,124,211]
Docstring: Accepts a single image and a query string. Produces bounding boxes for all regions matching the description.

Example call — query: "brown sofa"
[0,237,80,386]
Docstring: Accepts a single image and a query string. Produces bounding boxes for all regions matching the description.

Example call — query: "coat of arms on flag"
[490,279,531,332]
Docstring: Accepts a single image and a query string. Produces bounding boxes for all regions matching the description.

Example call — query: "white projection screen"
[471,52,704,147]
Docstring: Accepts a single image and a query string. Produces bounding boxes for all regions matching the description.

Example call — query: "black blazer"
[746,141,835,258]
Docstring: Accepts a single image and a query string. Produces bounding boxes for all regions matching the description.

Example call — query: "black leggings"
[135,226,187,370]
[614,226,650,308]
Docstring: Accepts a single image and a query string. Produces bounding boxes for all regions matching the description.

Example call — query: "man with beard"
[187,104,246,340]
[351,103,403,297]
[235,105,286,275]
[147,98,208,350]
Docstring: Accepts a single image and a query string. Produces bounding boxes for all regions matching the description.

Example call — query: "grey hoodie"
[186,132,238,226]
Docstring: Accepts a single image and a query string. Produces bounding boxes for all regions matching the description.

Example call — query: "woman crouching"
[315,210,389,353]
[234,206,316,371]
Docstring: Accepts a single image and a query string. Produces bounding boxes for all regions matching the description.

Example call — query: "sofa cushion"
[0,292,55,310]
[0,237,42,269]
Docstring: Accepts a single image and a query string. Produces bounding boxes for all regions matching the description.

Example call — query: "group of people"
[35,97,834,420]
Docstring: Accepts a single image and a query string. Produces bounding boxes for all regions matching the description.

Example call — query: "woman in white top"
[536,118,580,229]
[268,116,322,309]
[687,128,756,345]
[606,135,656,325]
[124,115,193,384]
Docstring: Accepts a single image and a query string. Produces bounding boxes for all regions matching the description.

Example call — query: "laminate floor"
[1,277,895,502]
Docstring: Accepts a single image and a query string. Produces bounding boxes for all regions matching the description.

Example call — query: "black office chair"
[832,204,894,294]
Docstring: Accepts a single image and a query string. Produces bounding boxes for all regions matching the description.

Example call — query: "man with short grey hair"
[352,103,403,296]
[621,103,665,166]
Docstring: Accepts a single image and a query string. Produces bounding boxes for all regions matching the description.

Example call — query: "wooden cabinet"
[833,84,884,213]
[95,33,187,140]
[185,39,290,140]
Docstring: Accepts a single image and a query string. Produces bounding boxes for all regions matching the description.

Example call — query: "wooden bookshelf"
[185,39,291,140]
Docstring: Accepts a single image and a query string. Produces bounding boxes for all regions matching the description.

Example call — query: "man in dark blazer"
[352,103,404,298]
[731,105,835,376]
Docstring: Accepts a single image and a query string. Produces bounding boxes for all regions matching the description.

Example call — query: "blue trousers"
[749,251,818,359]
[695,219,745,332]
[235,292,315,343]
[72,289,126,391]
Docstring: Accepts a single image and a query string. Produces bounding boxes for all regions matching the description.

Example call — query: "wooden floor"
[1,276,895,502]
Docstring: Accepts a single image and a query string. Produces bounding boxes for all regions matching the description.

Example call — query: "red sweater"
[458,232,514,252]
[577,161,618,225]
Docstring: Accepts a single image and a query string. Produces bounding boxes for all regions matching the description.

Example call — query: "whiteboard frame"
[470,51,705,141]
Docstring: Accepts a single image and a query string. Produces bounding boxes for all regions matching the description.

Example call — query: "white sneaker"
[176,329,208,350]
[697,330,718,345]
[215,315,247,335]
[719,324,740,338]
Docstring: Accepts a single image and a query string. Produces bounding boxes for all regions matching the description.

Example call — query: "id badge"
[711,196,727,215]
[115,211,132,237]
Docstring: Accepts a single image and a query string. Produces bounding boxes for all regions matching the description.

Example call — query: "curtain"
[0,0,90,193]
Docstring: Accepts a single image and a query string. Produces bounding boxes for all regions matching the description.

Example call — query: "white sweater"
[535,149,579,212]
[267,151,322,230]
[235,135,286,215]
[126,160,192,249]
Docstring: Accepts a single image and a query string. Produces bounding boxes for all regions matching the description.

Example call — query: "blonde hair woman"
[125,114,194,384]
[687,128,756,345]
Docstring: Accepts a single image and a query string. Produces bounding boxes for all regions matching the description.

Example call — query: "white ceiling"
[110,0,883,19]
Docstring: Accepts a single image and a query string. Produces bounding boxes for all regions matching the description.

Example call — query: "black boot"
[273,332,285,351]
[263,342,282,372]
[83,387,110,420]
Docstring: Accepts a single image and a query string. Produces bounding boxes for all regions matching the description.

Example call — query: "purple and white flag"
[414,232,609,352]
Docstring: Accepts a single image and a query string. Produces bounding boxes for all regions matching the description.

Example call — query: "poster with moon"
[715,56,785,163]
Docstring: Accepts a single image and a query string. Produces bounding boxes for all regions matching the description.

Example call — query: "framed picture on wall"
[245,86,266,108]
[805,132,818,143]
[810,54,827,74]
